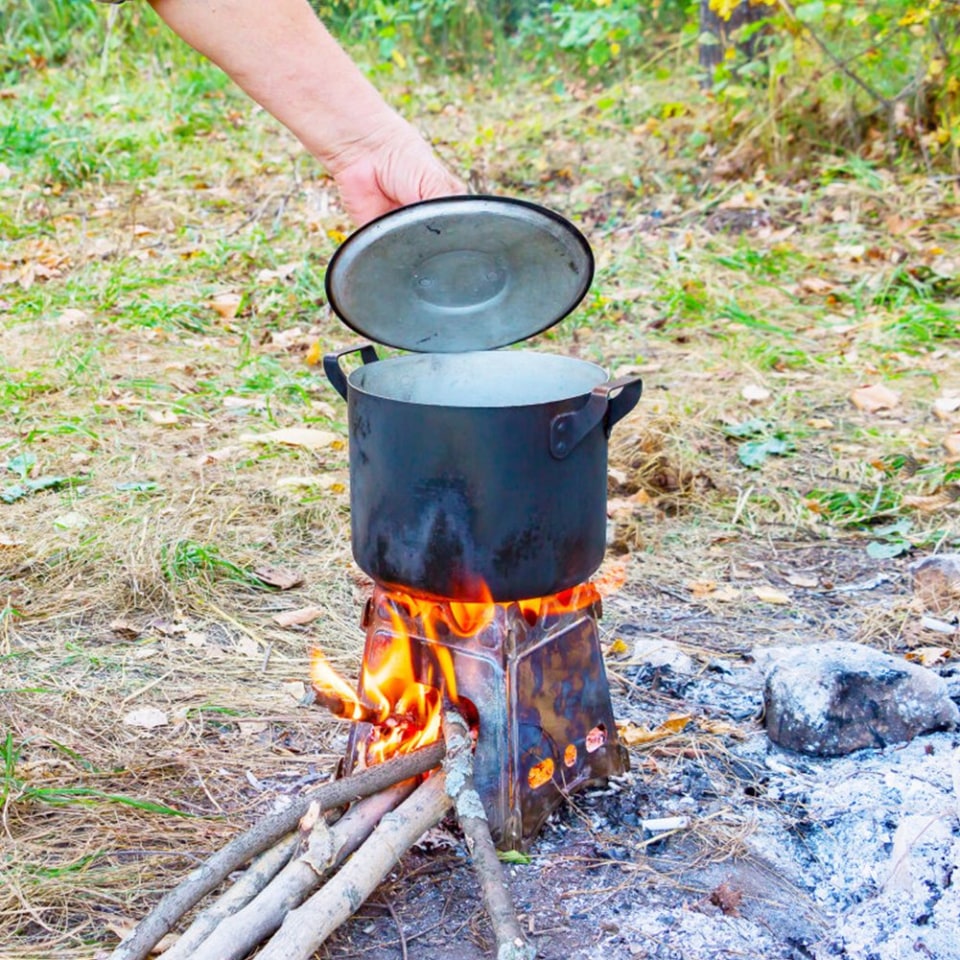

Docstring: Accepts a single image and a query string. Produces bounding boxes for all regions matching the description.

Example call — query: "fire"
[309,578,607,765]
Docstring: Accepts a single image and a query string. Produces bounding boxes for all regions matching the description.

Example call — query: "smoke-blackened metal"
[344,583,628,850]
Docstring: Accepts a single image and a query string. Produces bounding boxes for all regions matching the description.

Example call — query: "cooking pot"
[324,345,642,601]
[322,195,643,601]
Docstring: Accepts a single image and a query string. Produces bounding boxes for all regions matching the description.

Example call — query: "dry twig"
[442,710,535,960]
[182,783,414,960]
[254,770,453,959]
[108,740,445,960]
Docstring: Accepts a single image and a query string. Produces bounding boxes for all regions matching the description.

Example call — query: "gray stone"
[761,641,959,756]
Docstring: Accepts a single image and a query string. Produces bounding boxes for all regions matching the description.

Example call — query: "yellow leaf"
[753,585,792,605]
[710,0,740,21]
[699,719,745,739]
[305,340,322,366]
[662,713,692,733]
[391,49,407,70]
[607,638,630,656]
[617,714,691,746]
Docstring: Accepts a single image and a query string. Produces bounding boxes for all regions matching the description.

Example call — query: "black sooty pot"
[324,345,642,602]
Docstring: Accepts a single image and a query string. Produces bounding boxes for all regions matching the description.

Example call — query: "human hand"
[327,117,466,226]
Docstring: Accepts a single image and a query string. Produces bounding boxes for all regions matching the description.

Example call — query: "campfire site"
[2,4,959,959]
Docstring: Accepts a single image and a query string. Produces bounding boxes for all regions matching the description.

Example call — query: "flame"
[309,578,608,765]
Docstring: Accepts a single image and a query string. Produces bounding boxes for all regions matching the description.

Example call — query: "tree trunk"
[699,1,771,83]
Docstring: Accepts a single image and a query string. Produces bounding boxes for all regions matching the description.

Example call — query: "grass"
[1,7,959,958]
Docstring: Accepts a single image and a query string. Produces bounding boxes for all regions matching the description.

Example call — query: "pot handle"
[549,374,643,460]
[323,343,379,401]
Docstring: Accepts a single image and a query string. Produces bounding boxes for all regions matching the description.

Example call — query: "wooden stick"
[108,740,445,960]
[186,783,414,960]
[442,711,535,960]
[159,834,299,960]
[254,770,453,960]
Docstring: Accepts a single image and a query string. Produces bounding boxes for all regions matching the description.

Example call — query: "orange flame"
[309,578,609,765]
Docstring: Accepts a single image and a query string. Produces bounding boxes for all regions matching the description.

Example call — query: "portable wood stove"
[344,582,628,850]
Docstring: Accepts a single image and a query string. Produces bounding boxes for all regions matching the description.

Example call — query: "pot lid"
[325,195,594,352]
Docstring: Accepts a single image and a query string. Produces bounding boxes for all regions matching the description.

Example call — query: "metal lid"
[324,195,594,353]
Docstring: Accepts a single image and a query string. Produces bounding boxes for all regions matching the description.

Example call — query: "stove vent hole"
[585,723,607,753]
[563,744,577,767]
[527,758,554,790]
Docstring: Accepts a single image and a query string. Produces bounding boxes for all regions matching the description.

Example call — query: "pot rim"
[346,350,610,409]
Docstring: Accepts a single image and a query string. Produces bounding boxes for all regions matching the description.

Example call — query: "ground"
[2,30,959,960]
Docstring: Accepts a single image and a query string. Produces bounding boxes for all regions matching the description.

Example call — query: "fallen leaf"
[834,243,866,261]
[711,584,740,602]
[183,630,208,649]
[223,395,266,412]
[105,921,177,954]
[56,308,89,327]
[240,428,342,451]
[905,646,952,667]
[254,565,305,590]
[193,445,246,467]
[709,881,743,917]
[617,714,691,745]
[234,634,261,659]
[798,276,836,295]
[699,719,746,739]
[236,719,269,737]
[606,638,630,656]
[944,433,960,462]
[784,573,819,588]
[686,579,717,598]
[741,384,771,403]
[206,292,242,320]
[593,557,628,597]
[270,327,304,349]
[902,489,959,513]
[0,534,23,548]
[147,409,179,426]
[753,585,792,605]
[275,475,347,495]
[52,511,89,530]
[305,340,322,365]
[806,417,834,430]
[256,262,299,283]
[282,680,307,701]
[310,400,338,420]
[932,395,960,421]
[122,707,169,729]
[110,619,140,640]
[850,383,901,413]
[273,605,324,627]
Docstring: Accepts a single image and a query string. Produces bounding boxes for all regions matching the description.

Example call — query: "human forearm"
[147,0,402,172]
[146,0,464,223]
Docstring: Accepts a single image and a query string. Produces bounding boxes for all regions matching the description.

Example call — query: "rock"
[760,641,959,756]
[911,553,960,614]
